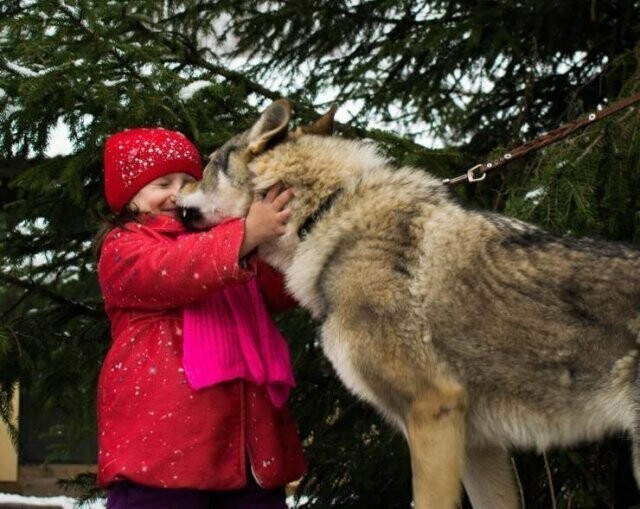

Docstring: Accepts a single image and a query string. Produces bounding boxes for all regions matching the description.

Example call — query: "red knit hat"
[103,128,203,212]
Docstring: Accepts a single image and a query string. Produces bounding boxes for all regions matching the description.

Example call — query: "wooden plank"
[0,388,19,484]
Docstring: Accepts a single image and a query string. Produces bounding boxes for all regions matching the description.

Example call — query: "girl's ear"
[126,201,140,215]
[247,99,292,155]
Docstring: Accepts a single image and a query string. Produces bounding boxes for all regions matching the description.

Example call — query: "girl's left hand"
[240,184,293,257]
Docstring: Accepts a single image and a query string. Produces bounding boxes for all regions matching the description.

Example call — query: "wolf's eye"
[180,177,196,189]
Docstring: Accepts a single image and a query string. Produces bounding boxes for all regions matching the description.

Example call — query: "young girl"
[95,127,307,509]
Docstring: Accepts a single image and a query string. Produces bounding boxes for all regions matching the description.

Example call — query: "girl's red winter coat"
[96,214,307,490]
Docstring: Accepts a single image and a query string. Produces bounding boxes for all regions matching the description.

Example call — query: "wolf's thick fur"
[178,99,640,508]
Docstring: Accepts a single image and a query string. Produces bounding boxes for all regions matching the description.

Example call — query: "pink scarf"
[182,277,295,408]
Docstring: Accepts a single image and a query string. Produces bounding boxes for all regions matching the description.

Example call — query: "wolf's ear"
[298,105,337,136]
[248,99,292,155]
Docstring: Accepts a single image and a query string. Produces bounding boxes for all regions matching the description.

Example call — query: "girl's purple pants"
[106,475,288,509]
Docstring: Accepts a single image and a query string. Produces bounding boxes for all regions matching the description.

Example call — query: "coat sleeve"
[255,259,298,313]
[98,219,254,310]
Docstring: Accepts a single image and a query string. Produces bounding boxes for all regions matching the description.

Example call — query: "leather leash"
[443,90,640,186]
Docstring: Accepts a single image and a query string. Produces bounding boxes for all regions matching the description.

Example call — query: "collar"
[297,189,343,239]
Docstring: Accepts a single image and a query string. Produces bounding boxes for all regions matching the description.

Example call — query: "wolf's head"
[177,98,336,231]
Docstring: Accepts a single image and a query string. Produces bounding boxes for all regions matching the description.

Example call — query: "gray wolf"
[177,99,640,509]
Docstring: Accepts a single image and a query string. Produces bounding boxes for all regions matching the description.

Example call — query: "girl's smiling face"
[129,172,197,219]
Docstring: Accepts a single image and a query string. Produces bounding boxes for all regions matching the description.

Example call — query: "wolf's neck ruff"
[297,189,343,239]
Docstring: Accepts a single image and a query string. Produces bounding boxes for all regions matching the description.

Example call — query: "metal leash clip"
[466,164,486,182]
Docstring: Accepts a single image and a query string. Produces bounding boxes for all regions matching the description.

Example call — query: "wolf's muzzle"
[178,206,204,230]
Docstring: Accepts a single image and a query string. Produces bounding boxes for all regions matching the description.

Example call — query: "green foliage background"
[1,1,639,507]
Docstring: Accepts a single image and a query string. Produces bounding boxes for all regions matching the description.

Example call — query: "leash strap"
[443,90,640,186]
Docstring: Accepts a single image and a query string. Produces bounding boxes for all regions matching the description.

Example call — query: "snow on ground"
[0,493,105,508]
[0,492,302,507]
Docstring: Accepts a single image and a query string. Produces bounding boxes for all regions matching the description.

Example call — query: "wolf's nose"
[178,207,203,230]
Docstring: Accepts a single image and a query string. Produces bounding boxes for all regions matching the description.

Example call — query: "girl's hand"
[240,184,294,257]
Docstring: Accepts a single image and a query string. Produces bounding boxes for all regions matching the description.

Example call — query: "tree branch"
[0,272,102,317]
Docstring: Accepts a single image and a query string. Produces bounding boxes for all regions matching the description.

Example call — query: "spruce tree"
[1,1,639,507]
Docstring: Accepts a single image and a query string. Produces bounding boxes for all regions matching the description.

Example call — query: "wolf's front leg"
[462,445,520,509]
[406,383,466,509]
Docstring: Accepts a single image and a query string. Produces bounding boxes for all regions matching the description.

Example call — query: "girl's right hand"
[240,184,294,257]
